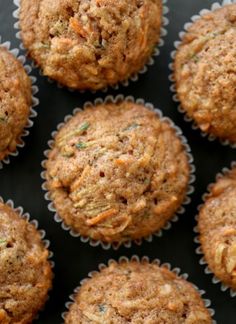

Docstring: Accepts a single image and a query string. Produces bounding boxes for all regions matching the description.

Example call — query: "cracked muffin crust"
[0,201,53,324]
[19,0,162,90]
[45,101,190,244]
[65,259,212,323]
[198,166,236,291]
[174,4,236,143]
[0,46,31,161]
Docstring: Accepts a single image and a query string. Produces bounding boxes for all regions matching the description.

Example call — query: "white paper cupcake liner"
[169,0,236,148]
[194,161,236,298]
[0,196,54,318]
[62,255,216,323]
[0,36,39,169]
[13,0,169,93]
[41,94,195,250]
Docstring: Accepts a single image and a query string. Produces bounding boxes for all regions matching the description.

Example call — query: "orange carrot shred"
[70,17,87,38]
[115,158,126,166]
[86,208,118,226]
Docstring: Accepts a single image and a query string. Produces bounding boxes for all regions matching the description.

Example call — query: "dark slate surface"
[0,1,235,323]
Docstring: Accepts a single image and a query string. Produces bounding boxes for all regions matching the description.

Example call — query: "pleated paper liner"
[169,0,236,148]
[0,36,39,169]
[194,161,236,298]
[0,196,54,319]
[13,0,169,93]
[62,255,216,323]
[41,94,195,250]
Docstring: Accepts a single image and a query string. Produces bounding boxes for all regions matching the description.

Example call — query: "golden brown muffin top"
[65,260,212,324]
[198,166,236,290]
[0,46,31,161]
[174,4,236,142]
[45,101,190,243]
[0,202,53,324]
[20,0,162,90]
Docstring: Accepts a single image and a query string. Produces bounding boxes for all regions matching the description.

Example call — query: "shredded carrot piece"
[70,17,87,38]
[115,158,126,166]
[71,165,90,191]
[86,208,118,226]
[222,228,236,235]
[0,310,6,320]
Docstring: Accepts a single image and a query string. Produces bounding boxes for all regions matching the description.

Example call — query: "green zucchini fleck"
[76,142,87,149]
[79,121,90,132]
[98,304,107,313]
[123,123,139,131]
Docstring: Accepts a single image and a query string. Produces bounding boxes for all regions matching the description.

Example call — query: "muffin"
[19,0,162,91]
[198,166,236,291]
[0,201,53,323]
[65,259,212,323]
[45,100,190,244]
[174,4,236,143]
[0,46,31,161]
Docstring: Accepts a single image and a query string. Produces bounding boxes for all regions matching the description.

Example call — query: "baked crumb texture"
[0,47,31,161]
[45,101,190,244]
[20,0,162,90]
[65,260,212,323]
[0,202,53,324]
[198,166,236,291]
[174,4,236,143]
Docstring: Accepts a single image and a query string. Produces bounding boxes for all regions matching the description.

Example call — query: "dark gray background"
[0,1,235,323]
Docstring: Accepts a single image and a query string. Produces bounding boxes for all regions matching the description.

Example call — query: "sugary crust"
[19,0,162,90]
[174,4,236,142]
[0,47,31,161]
[45,101,190,243]
[65,260,211,323]
[198,167,236,290]
[0,202,53,324]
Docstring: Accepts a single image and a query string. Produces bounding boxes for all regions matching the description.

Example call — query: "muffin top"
[20,0,162,90]
[198,166,236,290]
[0,201,52,324]
[0,46,31,161]
[45,101,190,244]
[65,260,212,323]
[174,4,236,142]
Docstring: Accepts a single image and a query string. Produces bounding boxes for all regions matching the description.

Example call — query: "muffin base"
[0,37,39,169]
[41,94,195,250]
[169,0,236,148]
[13,0,169,93]
[194,161,236,298]
[62,255,216,322]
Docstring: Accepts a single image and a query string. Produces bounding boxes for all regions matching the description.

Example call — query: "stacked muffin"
[174,4,236,143]
[198,166,236,291]
[19,0,163,90]
[0,201,52,323]
[0,46,32,162]
[65,259,211,323]
[45,100,190,245]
